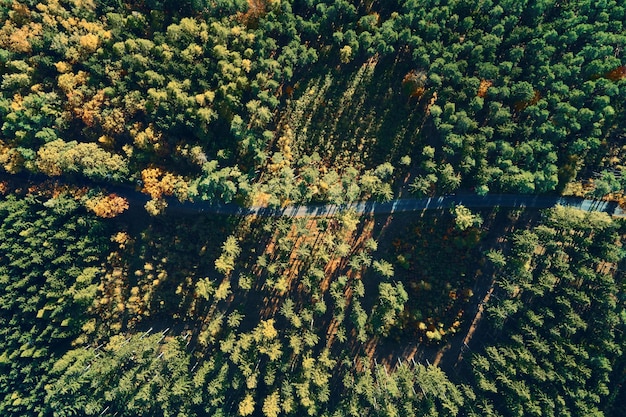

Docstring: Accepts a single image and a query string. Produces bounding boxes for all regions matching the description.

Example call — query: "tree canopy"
[0,0,625,416]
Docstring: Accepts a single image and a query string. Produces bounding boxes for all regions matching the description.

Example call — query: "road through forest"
[166,193,626,218]
[2,172,624,217]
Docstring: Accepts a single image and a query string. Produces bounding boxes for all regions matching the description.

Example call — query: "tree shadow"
[100,210,242,336]
[285,55,428,172]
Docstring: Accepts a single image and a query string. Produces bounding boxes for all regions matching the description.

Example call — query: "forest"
[0,0,625,416]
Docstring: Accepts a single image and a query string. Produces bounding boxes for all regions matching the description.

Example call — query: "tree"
[141,168,189,201]
[511,81,535,103]
[438,164,461,193]
[36,140,129,181]
[222,235,241,257]
[214,280,231,301]
[486,249,506,268]
[84,193,129,218]
[46,334,196,417]
[372,281,408,336]
[452,204,483,231]
[339,45,353,63]
[262,391,280,417]
[409,174,436,197]
[372,259,394,278]
[195,277,214,301]
[588,171,622,199]
[238,393,255,416]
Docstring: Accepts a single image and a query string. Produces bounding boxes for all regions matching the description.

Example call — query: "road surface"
[2,172,624,218]
[165,194,625,218]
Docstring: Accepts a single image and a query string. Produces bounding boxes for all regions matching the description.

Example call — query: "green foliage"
[371,281,408,336]
[588,171,623,199]
[1,1,626,416]
[0,194,108,415]
[452,204,483,231]
[46,333,196,417]
[36,139,129,181]
[1,0,624,204]
[339,360,470,417]
[471,207,624,416]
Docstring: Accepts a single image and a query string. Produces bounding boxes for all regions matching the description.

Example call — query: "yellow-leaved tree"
[36,139,129,180]
[262,391,281,417]
[238,393,255,416]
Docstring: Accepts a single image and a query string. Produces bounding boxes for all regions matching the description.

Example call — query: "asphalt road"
[2,172,624,218]
[166,194,625,218]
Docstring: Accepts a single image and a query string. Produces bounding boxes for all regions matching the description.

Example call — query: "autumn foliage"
[85,193,129,218]
[141,167,189,200]
[605,65,626,81]
[402,69,427,98]
[477,79,492,98]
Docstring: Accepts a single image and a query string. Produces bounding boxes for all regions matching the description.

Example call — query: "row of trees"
[0,193,108,415]
[469,206,625,416]
[46,333,469,417]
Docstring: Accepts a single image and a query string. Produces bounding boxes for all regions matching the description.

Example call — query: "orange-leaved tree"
[85,193,129,218]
